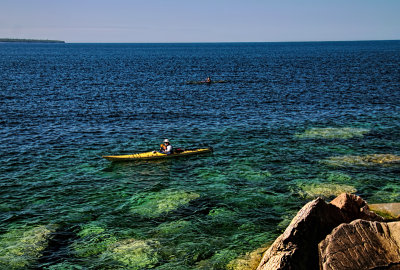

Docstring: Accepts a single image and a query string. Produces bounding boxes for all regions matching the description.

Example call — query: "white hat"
[163,139,169,143]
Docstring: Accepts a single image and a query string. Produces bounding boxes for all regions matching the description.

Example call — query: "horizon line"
[65,39,400,44]
[2,38,399,44]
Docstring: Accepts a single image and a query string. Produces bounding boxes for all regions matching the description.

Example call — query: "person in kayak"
[205,77,211,83]
[159,139,173,154]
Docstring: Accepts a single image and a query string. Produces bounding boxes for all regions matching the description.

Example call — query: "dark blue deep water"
[1,41,400,269]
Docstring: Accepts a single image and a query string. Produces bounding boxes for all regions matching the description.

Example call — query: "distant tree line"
[0,38,65,43]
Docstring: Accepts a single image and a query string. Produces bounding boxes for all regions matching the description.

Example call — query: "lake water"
[0,41,399,269]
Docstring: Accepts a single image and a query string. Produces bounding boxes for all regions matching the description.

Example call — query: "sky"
[0,0,399,43]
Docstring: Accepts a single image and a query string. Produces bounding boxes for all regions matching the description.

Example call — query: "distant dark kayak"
[185,80,227,85]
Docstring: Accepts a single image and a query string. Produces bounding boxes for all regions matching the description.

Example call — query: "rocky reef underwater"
[1,126,399,269]
[2,191,399,270]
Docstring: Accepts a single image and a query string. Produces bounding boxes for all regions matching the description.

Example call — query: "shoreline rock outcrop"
[319,219,400,269]
[256,193,399,270]
[370,203,400,220]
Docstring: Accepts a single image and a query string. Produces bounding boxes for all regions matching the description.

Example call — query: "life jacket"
[160,144,167,151]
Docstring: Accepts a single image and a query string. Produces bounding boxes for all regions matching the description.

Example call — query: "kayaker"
[205,77,211,83]
[159,139,173,154]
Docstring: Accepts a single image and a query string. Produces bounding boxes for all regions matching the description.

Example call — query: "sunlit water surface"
[0,41,399,269]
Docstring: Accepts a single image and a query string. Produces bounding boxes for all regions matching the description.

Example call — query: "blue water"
[0,41,399,269]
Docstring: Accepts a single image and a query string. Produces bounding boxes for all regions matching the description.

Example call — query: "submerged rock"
[319,220,400,270]
[73,223,162,268]
[197,248,238,269]
[156,220,192,236]
[324,172,352,183]
[227,247,268,270]
[72,223,117,258]
[0,224,57,269]
[77,223,106,237]
[370,202,400,220]
[106,239,160,269]
[232,163,272,182]
[324,154,400,167]
[130,189,200,218]
[369,186,400,205]
[295,127,369,139]
[298,183,356,200]
[256,193,382,270]
[208,208,237,220]
[45,261,84,270]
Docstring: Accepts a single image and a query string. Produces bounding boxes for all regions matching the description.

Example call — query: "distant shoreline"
[0,38,65,43]
[0,39,398,45]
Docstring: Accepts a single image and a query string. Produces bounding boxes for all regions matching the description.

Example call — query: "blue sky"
[1,0,399,42]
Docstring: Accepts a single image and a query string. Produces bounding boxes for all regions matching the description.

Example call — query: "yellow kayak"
[102,147,213,162]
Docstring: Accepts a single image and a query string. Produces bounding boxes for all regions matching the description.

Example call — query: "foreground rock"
[256,193,383,270]
[319,220,400,269]
[330,193,383,222]
[370,202,400,220]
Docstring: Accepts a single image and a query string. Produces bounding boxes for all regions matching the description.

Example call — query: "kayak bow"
[102,147,213,162]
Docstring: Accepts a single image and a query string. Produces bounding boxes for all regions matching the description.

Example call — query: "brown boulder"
[319,220,400,270]
[257,198,346,270]
[256,194,383,270]
[331,193,383,222]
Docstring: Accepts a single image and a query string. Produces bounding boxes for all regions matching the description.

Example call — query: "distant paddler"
[159,139,173,154]
[185,77,228,85]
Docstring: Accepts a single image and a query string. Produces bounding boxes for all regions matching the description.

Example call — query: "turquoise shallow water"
[0,41,400,269]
